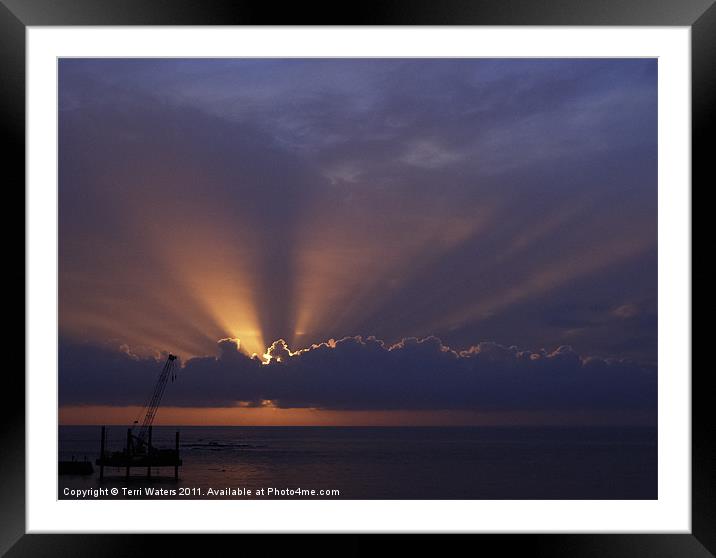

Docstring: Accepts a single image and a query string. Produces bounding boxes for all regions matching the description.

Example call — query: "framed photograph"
[7,0,707,555]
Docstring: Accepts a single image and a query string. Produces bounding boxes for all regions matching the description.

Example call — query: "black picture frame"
[5,0,707,555]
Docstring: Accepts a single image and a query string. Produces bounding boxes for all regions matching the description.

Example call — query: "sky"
[58,58,658,426]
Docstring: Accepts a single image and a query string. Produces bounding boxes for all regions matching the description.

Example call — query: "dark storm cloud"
[59,58,657,363]
[59,338,656,413]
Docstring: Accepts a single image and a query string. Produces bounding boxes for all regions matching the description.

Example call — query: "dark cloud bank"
[59,337,656,414]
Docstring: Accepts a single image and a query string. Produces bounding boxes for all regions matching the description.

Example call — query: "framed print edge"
[1,0,715,25]
[9,0,710,555]
[691,0,716,554]
[1,1,26,556]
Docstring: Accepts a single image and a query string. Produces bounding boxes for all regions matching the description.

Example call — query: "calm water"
[58,425,657,499]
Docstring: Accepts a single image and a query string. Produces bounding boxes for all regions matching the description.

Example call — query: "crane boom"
[135,354,178,446]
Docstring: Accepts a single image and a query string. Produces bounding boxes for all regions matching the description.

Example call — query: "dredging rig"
[95,354,183,480]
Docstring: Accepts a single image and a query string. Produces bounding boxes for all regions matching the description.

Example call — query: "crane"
[131,353,178,453]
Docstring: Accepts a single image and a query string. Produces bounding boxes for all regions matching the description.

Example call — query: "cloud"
[400,140,462,169]
[59,336,656,415]
[264,339,294,363]
[613,303,640,319]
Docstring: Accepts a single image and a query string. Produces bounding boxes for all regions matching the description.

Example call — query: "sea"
[58,425,657,499]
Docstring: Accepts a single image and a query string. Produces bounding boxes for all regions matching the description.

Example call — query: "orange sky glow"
[59,405,656,427]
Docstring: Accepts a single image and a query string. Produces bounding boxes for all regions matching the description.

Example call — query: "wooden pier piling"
[125,428,131,478]
[174,430,179,480]
[147,425,152,478]
[99,426,105,480]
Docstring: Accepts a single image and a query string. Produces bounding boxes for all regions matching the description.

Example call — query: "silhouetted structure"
[133,354,178,451]
[96,425,182,480]
[95,354,183,479]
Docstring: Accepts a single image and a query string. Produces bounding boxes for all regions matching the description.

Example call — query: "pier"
[95,425,182,480]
